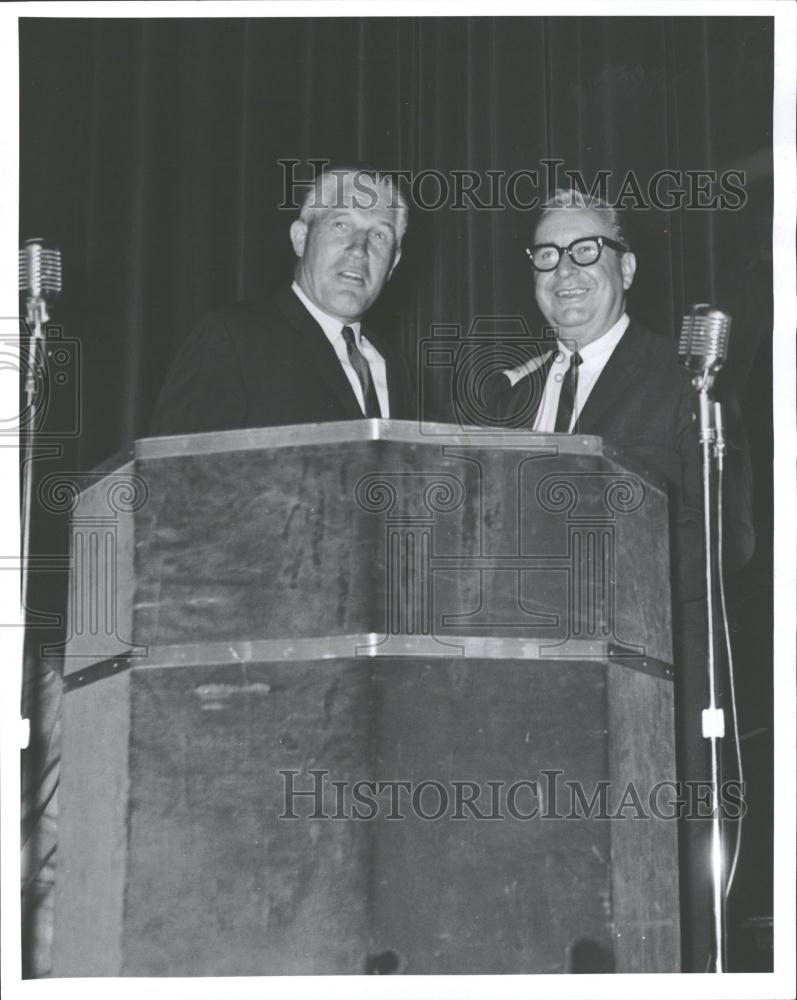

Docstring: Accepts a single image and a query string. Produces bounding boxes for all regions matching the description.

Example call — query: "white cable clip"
[701,707,726,738]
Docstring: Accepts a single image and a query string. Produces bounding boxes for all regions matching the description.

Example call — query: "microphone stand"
[693,369,726,973]
[20,299,48,624]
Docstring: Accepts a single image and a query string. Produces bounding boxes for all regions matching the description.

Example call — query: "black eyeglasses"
[525,236,629,272]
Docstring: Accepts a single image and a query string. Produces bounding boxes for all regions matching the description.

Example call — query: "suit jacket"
[149,287,411,436]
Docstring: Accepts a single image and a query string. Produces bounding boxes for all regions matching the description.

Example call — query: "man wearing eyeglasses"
[489,188,754,972]
[496,190,640,438]
[493,190,752,572]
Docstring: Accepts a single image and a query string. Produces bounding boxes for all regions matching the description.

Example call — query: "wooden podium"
[51,420,680,975]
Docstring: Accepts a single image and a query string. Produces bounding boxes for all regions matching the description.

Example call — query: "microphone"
[19,238,62,326]
[678,303,731,376]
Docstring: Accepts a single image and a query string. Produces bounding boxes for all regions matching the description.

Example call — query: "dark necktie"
[553,351,583,433]
[341,325,381,418]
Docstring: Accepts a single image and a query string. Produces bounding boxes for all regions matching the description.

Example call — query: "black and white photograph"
[3,2,795,997]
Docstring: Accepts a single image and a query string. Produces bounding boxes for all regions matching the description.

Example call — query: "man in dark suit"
[150,166,410,436]
[490,188,753,599]
[488,189,754,971]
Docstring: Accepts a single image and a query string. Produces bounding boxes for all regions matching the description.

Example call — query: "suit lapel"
[274,287,363,420]
[576,322,650,433]
[504,346,556,427]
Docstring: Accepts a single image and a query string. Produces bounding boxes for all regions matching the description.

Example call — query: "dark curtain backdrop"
[19,15,774,975]
[21,16,773,462]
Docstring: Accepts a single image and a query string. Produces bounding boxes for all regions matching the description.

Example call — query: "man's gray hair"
[537,188,630,249]
[298,167,409,245]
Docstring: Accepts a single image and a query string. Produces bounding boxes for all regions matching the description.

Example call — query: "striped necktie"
[341,325,380,417]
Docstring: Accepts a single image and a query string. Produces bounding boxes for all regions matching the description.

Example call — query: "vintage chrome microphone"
[678,302,732,974]
[19,239,63,409]
[679,303,731,388]
[20,238,62,326]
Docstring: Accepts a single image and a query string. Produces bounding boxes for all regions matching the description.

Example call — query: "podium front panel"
[54,653,678,976]
[111,422,673,668]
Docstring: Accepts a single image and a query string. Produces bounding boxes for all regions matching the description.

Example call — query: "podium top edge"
[136,419,610,460]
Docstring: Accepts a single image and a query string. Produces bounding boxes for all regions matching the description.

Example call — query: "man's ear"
[621,251,637,290]
[387,247,402,280]
[290,219,308,258]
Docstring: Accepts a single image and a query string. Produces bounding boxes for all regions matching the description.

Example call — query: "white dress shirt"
[504,314,629,432]
[291,281,390,417]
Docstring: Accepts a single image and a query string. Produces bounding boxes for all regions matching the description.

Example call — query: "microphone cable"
[715,443,745,902]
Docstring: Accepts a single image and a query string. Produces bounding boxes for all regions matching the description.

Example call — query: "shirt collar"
[291,281,362,343]
[556,313,630,362]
